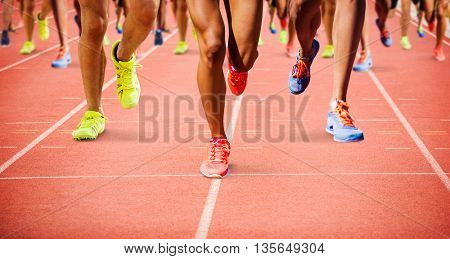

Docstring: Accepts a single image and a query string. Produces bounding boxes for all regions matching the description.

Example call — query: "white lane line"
[440,119,450,122]
[398,98,417,101]
[61,97,82,100]
[195,94,243,239]
[0,171,446,180]
[377,130,402,135]
[368,70,450,190]
[0,29,179,175]
[0,146,17,149]
[40,146,66,149]
[362,98,381,101]
[5,122,52,125]
[385,147,411,150]
[434,147,450,150]
[0,19,117,73]
[237,147,262,150]
[423,131,447,135]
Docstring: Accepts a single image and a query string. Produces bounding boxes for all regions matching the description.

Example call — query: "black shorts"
[271,0,277,8]
[117,0,124,7]
[412,0,425,11]
[391,0,399,9]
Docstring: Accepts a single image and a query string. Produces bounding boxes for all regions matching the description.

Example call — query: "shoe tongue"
[84,111,102,118]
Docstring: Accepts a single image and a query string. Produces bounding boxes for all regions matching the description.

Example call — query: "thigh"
[79,0,109,15]
[225,0,263,48]
[186,0,224,39]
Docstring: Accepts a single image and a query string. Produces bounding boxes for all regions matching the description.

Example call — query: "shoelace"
[55,47,66,59]
[229,69,247,88]
[335,101,355,127]
[117,63,142,90]
[357,51,367,64]
[209,141,230,163]
[292,57,310,79]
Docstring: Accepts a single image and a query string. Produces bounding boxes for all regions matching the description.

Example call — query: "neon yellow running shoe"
[103,35,110,46]
[279,30,287,44]
[72,111,106,141]
[400,36,412,50]
[192,25,197,40]
[258,37,264,46]
[173,41,188,55]
[37,12,49,41]
[321,44,334,58]
[111,40,141,109]
[19,41,35,55]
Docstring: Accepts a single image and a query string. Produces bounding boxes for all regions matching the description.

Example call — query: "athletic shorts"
[118,0,124,7]
[391,0,399,9]
[271,0,277,8]
[412,0,425,11]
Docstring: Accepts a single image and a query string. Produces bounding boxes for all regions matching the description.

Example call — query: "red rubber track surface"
[0,2,448,238]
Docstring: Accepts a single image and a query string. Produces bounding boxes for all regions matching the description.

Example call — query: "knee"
[133,2,157,28]
[81,11,108,41]
[178,0,188,11]
[201,31,226,66]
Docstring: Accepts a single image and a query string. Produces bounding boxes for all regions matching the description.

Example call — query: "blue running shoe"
[116,24,123,34]
[1,30,10,47]
[375,18,392,47]
[51,48,72,68]
[417,26,425,38]
[154,29,163,46]
[288,39,320,95]
[269,23,277,34]
[326,100,364,142]
[353,51,372,72]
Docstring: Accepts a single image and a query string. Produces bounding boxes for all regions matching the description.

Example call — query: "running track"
[0,1,449,238]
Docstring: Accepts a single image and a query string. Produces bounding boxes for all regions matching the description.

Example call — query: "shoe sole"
[325,127,364,142]
[200,168,230,179]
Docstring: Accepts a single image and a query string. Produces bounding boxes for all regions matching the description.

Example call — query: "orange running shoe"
[227,53,248,96]
[200,138,231,178]
[434,46,446,62]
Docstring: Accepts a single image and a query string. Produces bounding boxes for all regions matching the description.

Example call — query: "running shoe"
[192,25,197,40]
[353,50,373,72]
[279,29,287,44]
[227,53,248,96]
[154,29,163,46]
[72,111,106,141]
[286,43,295,58]
[111,40,141,109]
[173,41,188,55]
[434,46,446,62]
[321,44,334,58]
[19,41,35,54]
[103,35,110,46]
[326,100,364,142]
[37,12,49,41]
[288,39,320,95]
[1,30,10,47]
[400,36,412,50]
[51,47,72,68]
[417,26,425,38]
[269,23,277,34]
[375,18,392,47]
[258,37,264,46]
[116,23,123,34]
[200,138,231,178]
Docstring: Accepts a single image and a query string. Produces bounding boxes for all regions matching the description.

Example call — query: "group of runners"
[1,0,448,178]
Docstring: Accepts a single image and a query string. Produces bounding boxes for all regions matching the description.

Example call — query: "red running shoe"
[200,138,231,178]
[227,54,248,96]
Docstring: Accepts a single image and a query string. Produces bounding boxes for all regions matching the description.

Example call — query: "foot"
[400,36,412,50]
[19,41,35,55]
[434,46,446,62]
[288,39,320,95]
[1,30,10,47]
[154,29,163,46]
[417,26,425,38]
[116,23,123,34]
[51,47,72,68]
[111,40,141,109]
[269,23,277,34]
[199,138,231,179]
[279,29,287,44]
[353,50,373,72]
[375,18,392,47]
[326,100,364,142]
[173,41,188,55]
[37,12,49,41]
[72,111,106,141]
[321,44,334,58]
[227,53,248,96]
[286,43,295,58]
